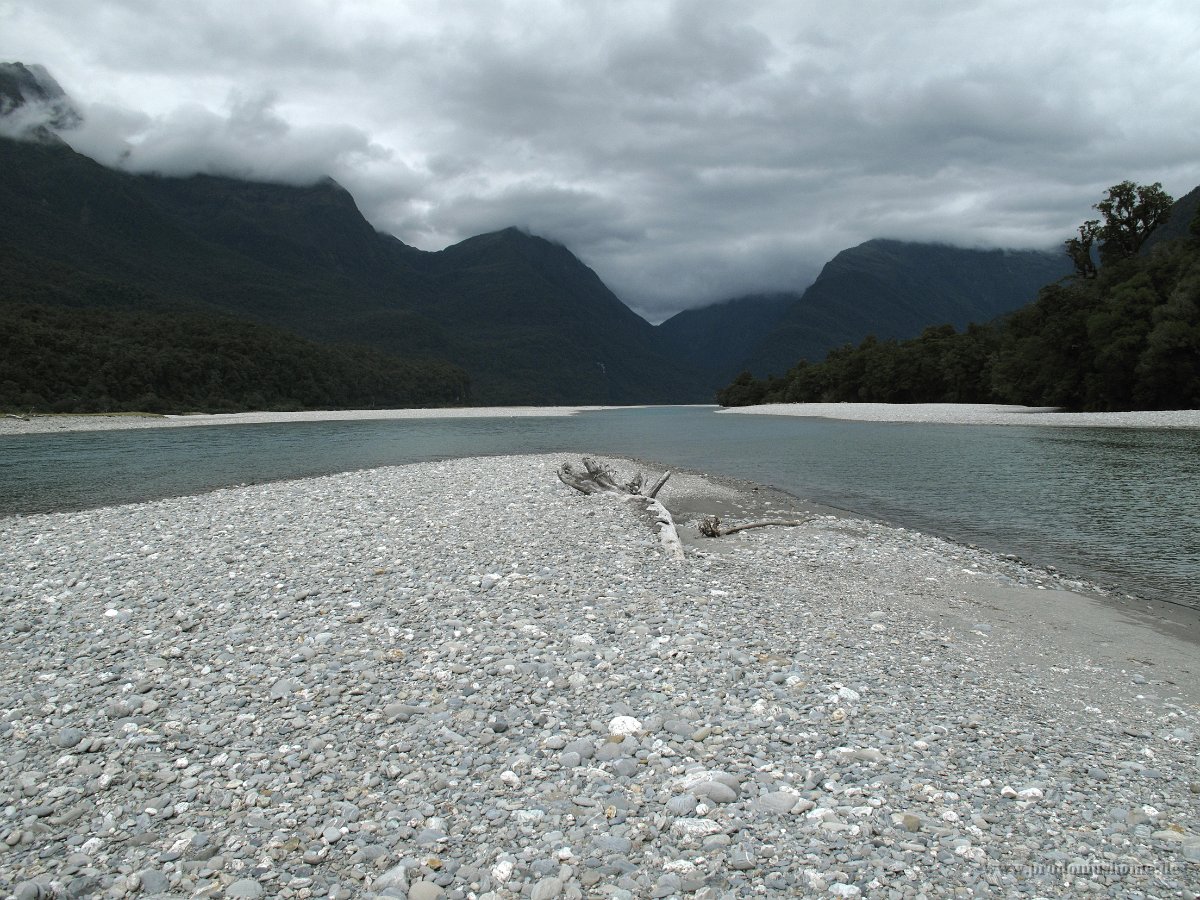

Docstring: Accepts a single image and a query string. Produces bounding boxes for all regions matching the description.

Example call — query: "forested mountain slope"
[0,137,707,405]
[742,239,1073,377]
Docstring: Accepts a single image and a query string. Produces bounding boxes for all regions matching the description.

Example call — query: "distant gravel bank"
[2,454,1197,898]
[720,402,1200,428]
[8,403,1199,436]
[0,407,636,436]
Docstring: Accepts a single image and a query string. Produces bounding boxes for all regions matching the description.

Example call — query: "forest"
[718,183,1200,412]
[0,302,469,413]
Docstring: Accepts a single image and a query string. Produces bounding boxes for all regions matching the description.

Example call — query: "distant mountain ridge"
[740,239,1073,377]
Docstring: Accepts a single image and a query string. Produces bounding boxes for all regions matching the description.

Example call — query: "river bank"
[1,454,1196,897]
[719,402,1200,429]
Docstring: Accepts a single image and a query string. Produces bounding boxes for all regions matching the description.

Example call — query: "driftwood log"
[558,458,683,560]
[698,515,810,537]
[558,458,812,560]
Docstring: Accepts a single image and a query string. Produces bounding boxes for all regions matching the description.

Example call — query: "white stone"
[490,859,515,882]
[608,715,642,736]
[670,817,722,837]
[663,859,697,874]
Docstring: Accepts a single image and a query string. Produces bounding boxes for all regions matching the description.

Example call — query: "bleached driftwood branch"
[698,515,810,538]
[558,457,684,561]
[559,458,813,559]
[557,457,648,495]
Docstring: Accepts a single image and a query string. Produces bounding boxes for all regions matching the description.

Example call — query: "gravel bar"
[1,454,1197,899]
[720,403,1200,429]
[0,408,645,437]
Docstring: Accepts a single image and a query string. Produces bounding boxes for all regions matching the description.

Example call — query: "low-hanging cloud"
[5,0,1200,321]
[67,90,392,186]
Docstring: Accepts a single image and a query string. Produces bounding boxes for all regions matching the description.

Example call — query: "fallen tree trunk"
[558,457,684,561]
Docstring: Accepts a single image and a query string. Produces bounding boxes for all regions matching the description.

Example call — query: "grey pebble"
[407,881,444,900]
[138,870,171,893]
[54,727,85,749]
[224,878,265,899]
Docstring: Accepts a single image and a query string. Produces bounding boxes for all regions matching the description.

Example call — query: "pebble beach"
[2,453,1198,899]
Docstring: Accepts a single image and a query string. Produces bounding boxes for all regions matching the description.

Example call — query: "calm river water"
[2,406,1197,608]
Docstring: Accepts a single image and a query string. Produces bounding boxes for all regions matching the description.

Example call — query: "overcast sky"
[6,0,1200,321]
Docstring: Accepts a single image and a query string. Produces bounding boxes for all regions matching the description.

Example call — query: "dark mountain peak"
[439,227,589,276]
[450,226,525,247]
[435,225,646,320]
[830,237,1020,264]
[0,62,82,142]
[446,226,562,254]
[816,238,1065,290]
[0,62,68,108]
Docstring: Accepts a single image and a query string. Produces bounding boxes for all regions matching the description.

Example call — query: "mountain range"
[658,241,1072,387]
[2,61,1080,409]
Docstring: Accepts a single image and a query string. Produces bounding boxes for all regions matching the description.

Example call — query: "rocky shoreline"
[2,454,1197,898]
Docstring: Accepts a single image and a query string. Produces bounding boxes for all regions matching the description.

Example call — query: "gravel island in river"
[2,454,1197,898]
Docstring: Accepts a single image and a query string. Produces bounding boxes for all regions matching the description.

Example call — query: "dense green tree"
[715,371,772,407]
[1094,181,1174,263]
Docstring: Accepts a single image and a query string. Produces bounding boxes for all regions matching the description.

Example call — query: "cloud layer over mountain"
[6,0,1199,320]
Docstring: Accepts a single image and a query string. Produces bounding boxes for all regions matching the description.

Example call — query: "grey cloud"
[66,91,392,187]
[598,234,820,325]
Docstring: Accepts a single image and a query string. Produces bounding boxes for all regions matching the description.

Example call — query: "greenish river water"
[2,406,1197,609]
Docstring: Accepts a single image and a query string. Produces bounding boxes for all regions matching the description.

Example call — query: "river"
[2,406,1197,609]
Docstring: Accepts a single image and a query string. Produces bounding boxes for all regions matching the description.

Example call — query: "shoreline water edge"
[1,452,1197,897]
[3,402,1200,436]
